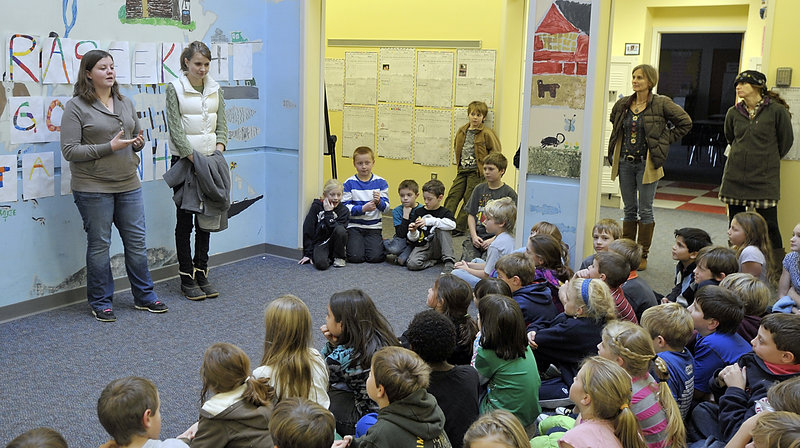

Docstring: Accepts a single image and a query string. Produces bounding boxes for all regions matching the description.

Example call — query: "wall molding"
[327,39,482,48]
[0,244,302,323]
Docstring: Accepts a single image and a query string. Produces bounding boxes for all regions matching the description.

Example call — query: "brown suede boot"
[622,220,638,241]
[637,222,655,271]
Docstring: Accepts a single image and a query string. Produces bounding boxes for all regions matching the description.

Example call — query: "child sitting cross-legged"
[406,179,457,272]
[338,347,450,448]
[383,179,422,266]
[640,303,696,420]
[453,197,517,287]
[688,313,800,447]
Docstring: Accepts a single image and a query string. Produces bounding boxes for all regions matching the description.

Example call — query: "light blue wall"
[0,0,302,310]
[523,175,581,270]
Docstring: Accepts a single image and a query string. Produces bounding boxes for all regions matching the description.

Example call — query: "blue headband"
[581,280,591,306]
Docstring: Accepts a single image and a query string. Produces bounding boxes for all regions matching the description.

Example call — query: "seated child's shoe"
[180,271,206,301]
[452,229,465,237]
[333,258,347,268]
[441,260,454,274]
[194,268,219,298]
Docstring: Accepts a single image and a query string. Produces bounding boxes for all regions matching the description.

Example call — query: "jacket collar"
[179,73,220,96]
[89,96,120,117]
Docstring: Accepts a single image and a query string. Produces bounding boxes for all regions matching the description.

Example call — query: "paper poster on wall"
[42,37,74,84]
[378,48,415,104]
[41,96,70,143]
[0,155,18,203]
[160,42,183,83]
[133,43,159,84]
[210,43,230,82]
[529,107,584,151]
[7,34,41,82]
[415,51,454,108]
[342,105,376,156]
[413,108,453,167]
[109,41,132,84]
[772,87,800,160]
[71,40,100,78]
[453,107,495,132]
[9,96,44,144]
[377,103,412,160]
[345,52,378,105]
[324,58,345,111]
[455,49,496,107]
[154,140,169,179]
[22,152,54,200]
[138,144,154,182]
[60,153,71,195]
[232,43,253,80]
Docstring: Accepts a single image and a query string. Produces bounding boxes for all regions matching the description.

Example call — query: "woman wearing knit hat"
[720,70,794,276]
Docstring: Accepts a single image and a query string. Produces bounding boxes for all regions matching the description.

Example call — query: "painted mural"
[0,0,299,310]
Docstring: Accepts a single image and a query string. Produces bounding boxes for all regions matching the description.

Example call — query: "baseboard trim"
[0,244,302,323]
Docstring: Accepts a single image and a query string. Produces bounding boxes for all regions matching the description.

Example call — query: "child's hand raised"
[322,197,334,211]
[320,324,339,345]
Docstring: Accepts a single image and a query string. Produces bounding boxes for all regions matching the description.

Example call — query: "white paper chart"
[377,103,413,160]
[413,108,453,167]
[345,52,378,105]
[378,48,415,104]
[343,105,376,156]
[325,58,345,111]
[415,51,454,108]
[455,49,496,107]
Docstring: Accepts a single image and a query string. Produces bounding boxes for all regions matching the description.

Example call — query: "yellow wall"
[765,0,800,240]
[324,0,523,207]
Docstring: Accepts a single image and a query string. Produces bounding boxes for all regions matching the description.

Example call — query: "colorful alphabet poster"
[7,33,41,82]
[108,41,132,84]
[210,43,229,82]
[9,96,44,144]
[42,37,74,84]
[41,97,70,143]
[21,152,54,200]
[0,155,18,202]
[161,42,183,83]
[71,40,100,79]
[138,143,154,182]
[133,42,159,84]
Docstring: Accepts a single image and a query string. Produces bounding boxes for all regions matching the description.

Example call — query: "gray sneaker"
[333,258,346,268]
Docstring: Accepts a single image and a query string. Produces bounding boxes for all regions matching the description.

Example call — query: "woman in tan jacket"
[608,64,692,270]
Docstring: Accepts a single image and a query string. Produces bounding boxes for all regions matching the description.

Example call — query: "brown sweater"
[60,94,143,193]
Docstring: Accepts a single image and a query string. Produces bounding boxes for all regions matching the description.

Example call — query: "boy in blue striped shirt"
[343,146,390,263]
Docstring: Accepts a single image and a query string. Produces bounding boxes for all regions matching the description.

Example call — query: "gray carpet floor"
[0,207,729,446]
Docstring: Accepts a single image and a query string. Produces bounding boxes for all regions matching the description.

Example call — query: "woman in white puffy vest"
[166,41,228,301]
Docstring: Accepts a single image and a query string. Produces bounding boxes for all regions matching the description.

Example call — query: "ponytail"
[766,90,792,117]
[653,357,687,448]
[615,405,647,448]
[242,376,275,407]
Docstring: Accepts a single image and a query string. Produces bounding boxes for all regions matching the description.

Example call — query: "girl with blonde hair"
[253,294,329,407]
[463,409,529,448]
[598,320,686,448]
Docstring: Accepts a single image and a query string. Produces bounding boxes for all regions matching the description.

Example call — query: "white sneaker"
[333,258,346,268]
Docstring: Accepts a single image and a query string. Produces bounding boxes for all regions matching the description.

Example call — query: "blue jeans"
[383,236,412,265]
[73,188,158,311]
[618,158,659,224]
[452,257,486,288]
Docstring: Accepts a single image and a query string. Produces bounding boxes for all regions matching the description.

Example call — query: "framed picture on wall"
[625,43,640,55]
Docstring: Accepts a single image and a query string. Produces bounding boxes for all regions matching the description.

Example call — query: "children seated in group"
[641,303,696,420]
[583,251,638,323]
[525,234,572,312]
[729,211,773,285]
[527,278,618,402]
[300,178,350,270]
[405,310,480,448]
[495,252,557,332]
[343,146,390,264]
[719,273,772,342]
[453,197,517,287]
[608,238,658,320]
[6,428,68,448]
[663,228,712,306]
[320,289,399,436]
[776,222,800,313]
[687,285,751,402]
[726,376,800,448]
[560,356,646,448]
[338,347,450,448]
[183,342,274,447]
[268,397,335,448]
[463,409,530,448]
[461,152,517,262]
[689,313,800,446]
[383,179,422,266]
[598,321,686,448]
[474,294,542,432]
[97,377,188,448]
[744,412,800,448]
[253,294,329,407]
[406,179,457,272]
[676,245,739,306]
[471,278,513,367]
[514,221,571,268]
[413,274,478,365]
[445,100,502,237]
[579,218,621,270]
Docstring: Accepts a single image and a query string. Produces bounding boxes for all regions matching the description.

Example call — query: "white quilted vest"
[171,74,220,156]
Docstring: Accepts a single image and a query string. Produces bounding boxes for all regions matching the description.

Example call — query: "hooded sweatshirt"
[514,281,558,333]
[188,384,273,448]
[350,389,451,448]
